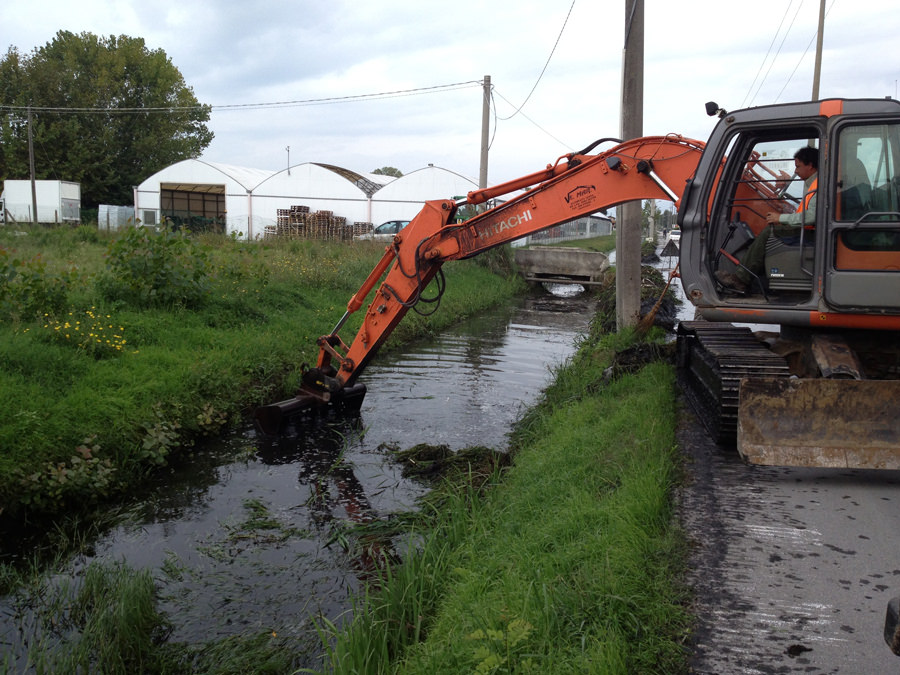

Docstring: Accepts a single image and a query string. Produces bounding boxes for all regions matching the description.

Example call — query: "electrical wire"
[495,0,576,122]
[775,0,837,102]
[747,0,806,107]
[492,88,572,150]
[0,80,483,115]
[740,1,797,108]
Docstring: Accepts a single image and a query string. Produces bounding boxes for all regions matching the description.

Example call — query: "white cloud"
[5,0,900,184]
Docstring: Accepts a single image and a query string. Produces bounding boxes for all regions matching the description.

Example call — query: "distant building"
[1,180,81,224]
[133,159,479,239]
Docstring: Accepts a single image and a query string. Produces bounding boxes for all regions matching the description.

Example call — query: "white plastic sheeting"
[134,159,479,239]
[98,205,138,231]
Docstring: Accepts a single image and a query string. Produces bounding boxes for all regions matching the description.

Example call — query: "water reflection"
[0,290,595,665]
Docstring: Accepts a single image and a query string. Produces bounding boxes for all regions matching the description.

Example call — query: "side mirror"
[705,101,727,118]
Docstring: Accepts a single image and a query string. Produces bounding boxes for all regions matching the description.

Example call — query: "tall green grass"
[0,557,296,675]
[0,225,524,516]
[3,560,167,674]
[309,331,689,674]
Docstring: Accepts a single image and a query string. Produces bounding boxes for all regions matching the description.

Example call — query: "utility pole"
[811,0,826,100]
[616,0,644,330]
[28,106,38,224]
[479,75,491,190]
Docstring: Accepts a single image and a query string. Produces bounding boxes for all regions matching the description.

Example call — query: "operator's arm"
[776,189,817,227]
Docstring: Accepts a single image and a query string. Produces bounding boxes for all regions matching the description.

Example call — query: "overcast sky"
[5,1,899,185]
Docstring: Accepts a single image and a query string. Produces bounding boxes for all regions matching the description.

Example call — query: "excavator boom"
[256,98,900,472]
[255,135,709,432]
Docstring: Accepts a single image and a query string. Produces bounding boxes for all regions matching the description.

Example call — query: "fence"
[515,215,613,247]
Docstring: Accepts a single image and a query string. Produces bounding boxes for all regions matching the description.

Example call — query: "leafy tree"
[0,32,213,208]
[372,166,403,178]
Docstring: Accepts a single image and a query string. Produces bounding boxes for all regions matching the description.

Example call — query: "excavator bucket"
[737,378,900,469]
[254,383,367,435]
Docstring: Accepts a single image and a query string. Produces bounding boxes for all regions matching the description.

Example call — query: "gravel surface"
[677,400,900,674]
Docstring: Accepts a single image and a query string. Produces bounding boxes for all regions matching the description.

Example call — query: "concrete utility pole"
[616,0,644,330]
[28,107,38,225]
[479,75,491,190]
[811,0,825,100]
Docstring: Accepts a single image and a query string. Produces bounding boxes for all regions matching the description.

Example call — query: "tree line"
[0,31,213,209]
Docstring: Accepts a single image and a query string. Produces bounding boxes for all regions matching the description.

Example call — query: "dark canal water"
[0,287,597,668]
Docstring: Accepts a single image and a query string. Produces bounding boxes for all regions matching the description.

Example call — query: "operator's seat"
[764,234,815,292]
[839,156,872,221]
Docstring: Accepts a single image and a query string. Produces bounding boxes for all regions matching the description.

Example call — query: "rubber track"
[676,321,791,445]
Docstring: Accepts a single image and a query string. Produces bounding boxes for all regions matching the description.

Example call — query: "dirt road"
[678,402,900,674]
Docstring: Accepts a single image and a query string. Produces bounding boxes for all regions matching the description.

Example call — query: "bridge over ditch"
[513,246,609,286]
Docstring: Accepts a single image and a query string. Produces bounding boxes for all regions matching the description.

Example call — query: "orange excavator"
[256,98,900,470]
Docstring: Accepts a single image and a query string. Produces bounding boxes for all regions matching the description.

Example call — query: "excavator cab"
[682,100,900,313]
[705,131,820,299]
[678,99,900,468]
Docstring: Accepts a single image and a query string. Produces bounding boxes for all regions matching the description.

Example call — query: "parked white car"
[355,220,410,241]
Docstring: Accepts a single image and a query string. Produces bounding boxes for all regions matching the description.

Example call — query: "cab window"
[836,123,900,221]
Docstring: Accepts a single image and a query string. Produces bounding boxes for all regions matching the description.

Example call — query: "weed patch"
[96,225,212,308]
[310,332,689,674]
[391,443,510,485]
[40,307,130,358]
[0,246,72,322]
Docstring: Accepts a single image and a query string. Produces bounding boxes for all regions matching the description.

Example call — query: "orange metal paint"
[819,99,844,117]
[835,234,900,270]
[810,312,900,330]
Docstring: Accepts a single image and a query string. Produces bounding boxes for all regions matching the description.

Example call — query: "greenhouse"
[133,159,480,239]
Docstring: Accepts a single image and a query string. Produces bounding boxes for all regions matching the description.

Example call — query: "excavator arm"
[255,135,707,433]
[255,97,900,475]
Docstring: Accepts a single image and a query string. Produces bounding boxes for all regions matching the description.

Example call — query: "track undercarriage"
[676,321,791,447]
[676,320,900,469]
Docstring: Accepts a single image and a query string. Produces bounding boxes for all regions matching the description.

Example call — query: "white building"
[133,159,480,239]
[1,180,81,223]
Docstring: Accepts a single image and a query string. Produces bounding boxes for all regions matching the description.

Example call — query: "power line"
[492,88,572,150]
[747,0,806,107]
[496,0,577,122]
[775,0,836,102]
[0,80,483,115]
[741,1,797,108]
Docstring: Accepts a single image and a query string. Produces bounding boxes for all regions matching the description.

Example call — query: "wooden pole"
[811,0,825,100]
[616,0,644,330]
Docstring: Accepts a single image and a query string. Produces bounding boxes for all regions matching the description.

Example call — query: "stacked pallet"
[272,205,360,241]
[352,222,373,237]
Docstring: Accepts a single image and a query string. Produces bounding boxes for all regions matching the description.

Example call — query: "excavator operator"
[717,146,819,292]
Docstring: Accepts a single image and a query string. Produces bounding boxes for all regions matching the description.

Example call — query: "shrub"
[97,225,212,308]
[0,246,72,321]
[13,436,117,512]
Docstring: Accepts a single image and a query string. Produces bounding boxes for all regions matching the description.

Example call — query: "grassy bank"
[539,233,616,252]
[2,225,690,673]
[311,327,689,674]
[0,225,525,518]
